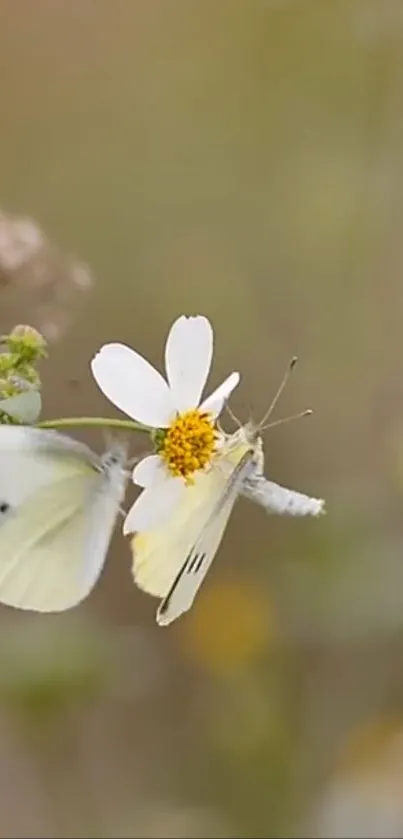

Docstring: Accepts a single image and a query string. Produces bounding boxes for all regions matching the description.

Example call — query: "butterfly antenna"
[258,356,298,429]
[262,408,312,432]
[224,400,243,429]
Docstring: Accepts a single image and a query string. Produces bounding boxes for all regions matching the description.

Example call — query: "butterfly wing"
[0,425,100,507]
[157,450,255,626]
[131,433,254,611]
[242,474,325,517]
[132,468,230,599]
[0,427,128,611]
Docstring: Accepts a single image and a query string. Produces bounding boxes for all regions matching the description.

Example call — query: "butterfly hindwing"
[0,427,128,612]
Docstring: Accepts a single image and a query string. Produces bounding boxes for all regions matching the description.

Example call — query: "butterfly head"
[225,357,311,443]
[218,420,264,477]
[221,356,312,478]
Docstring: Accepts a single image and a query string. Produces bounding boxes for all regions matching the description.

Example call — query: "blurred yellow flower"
[181,575,277,671]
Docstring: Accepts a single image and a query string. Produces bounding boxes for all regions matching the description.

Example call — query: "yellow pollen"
[160,409,217,482]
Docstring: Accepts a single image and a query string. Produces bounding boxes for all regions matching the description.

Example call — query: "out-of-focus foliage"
[1,0,403,836]
[0,324,46,423]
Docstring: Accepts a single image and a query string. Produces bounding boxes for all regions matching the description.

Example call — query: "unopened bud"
[8,324,47,359]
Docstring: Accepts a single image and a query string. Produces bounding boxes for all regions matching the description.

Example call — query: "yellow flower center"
[159,409,217,483]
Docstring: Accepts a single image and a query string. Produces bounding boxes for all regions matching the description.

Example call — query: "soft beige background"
[1,1,403,836]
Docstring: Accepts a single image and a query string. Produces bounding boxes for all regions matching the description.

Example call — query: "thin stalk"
[37,416,149,433]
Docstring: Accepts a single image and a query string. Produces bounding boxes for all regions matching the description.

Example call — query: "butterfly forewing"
[157,449,256,625]
[132,448,238,598]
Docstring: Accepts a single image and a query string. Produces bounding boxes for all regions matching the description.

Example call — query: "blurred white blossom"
[0,209,94,343]
[310,724,403,839]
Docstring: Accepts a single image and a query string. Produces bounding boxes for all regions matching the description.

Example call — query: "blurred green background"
[2,1,403,836]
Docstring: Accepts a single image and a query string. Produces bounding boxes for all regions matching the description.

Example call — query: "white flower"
[91,315,240,532]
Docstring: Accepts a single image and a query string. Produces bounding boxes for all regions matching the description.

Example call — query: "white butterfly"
[131,363,326,627]
[0,426,128,612]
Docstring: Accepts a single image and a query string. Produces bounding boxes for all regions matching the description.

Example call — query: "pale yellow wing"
[157,451,255,625]
[131,432,253,603]
[0,427,128,612]
[0,473,97,611]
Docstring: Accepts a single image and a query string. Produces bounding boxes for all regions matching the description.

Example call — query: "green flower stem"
[37,416,150,433]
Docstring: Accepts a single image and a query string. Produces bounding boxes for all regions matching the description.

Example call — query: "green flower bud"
[7,325,47,363]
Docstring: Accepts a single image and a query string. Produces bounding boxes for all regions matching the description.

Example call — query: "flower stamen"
[158,409,218,483]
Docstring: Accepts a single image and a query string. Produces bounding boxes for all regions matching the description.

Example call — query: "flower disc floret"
[159,409,217,482]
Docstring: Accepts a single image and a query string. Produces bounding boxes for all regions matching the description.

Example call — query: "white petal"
[201,371,240,417]
[165,315,213,411]
[132,454,163,488]
[123,474,185,533]
[91,343,174,427]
